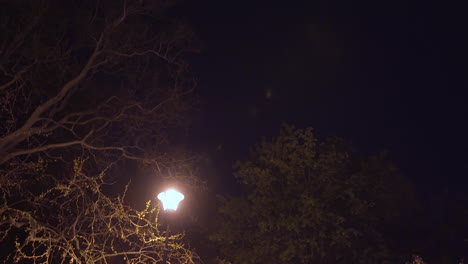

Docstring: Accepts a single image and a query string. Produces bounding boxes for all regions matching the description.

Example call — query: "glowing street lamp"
[157,188,184,264]
[157,189,185,211]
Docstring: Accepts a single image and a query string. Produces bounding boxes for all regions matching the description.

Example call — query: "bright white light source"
[157,189,184,211]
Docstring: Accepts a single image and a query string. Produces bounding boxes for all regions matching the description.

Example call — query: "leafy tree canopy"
[212,125,415,264]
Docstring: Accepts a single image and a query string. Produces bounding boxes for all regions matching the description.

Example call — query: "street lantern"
[157,188,184,264]
[157,188,184,211]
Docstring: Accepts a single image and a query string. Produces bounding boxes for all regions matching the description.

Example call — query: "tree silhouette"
[212,125,414,264]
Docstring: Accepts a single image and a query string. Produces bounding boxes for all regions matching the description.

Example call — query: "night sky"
[1,1,467,263]
[180,0,467,194]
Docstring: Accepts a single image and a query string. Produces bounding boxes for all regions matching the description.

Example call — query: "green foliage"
[212,125,412,264]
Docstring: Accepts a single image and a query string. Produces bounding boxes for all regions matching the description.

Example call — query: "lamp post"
[157,188,184,264]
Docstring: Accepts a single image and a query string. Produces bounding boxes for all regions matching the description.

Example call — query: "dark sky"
[179,1,467,194]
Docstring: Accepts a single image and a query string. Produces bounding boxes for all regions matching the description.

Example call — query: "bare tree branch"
[0,62,35,91]
[1,158,199,263]
[0,33,105,154]
[0,0,197,164]
[0,1,200,263]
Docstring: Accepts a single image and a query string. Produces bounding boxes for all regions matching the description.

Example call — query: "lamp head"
[157,188,184,211]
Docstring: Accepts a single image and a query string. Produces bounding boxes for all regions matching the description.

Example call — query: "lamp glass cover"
[157,189,184,211]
